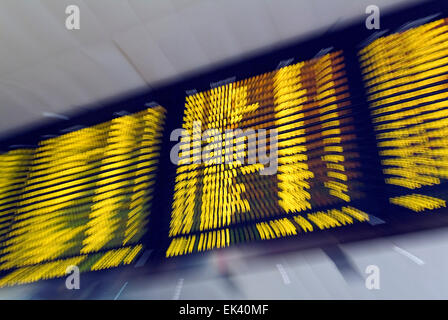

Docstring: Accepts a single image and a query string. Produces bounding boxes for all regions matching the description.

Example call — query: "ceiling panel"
[0,0,430,138]
[0,82,53,138]
[181,1,241,64]
[113,25,178,84]
[41,0,109,46]
[263,0,324,42]
[50,48,122,104]
[215,0,280,55]
[127,0,176,24]
[85,0,141,35]
[6,63,81,113]
[81,41,147,94]
[145,12,211,74]
[0,4,55,72]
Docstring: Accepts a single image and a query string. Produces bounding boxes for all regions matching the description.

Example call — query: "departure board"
[0,106,165,286]
[1,1,447,288]
[359,18,448,213]
[168,51,370,257]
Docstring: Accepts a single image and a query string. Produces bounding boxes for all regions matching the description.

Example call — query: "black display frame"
[0,0,448,267]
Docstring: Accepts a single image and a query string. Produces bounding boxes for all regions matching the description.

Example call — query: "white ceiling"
[0,0,426,138]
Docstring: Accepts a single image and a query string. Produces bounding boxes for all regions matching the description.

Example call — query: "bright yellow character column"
[274,62,314,213]
[359,18,448,212]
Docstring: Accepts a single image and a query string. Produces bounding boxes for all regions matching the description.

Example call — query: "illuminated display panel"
[168,52,370,257]
[0,1,444,288]
[360,18,448,213]
[0,106,165,286]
